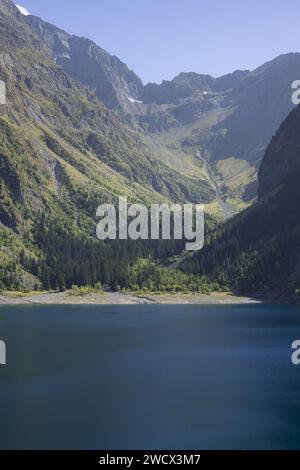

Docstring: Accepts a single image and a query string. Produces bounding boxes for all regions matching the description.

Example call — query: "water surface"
[0,303,300,449]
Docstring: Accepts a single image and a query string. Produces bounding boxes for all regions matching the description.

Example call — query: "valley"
[26,11,300,216]
[0,0,300,298]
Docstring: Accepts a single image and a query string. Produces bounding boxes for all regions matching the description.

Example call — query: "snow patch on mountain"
[15,4,30,16]
[127,96,143,104]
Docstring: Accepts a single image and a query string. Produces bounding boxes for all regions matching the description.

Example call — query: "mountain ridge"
[26,14,144,113]
[23,9,300,214]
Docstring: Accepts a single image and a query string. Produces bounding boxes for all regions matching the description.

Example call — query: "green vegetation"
[2,0,299,299]
[181,162,300,296]
[13,215,186,292]
[2,213,220,294]
[124,259,220,294]
[69,283,103,296]
[0,1,217,294]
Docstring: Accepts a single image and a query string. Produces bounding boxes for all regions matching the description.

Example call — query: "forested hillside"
[181,104,300,297]
[0,0,213,291]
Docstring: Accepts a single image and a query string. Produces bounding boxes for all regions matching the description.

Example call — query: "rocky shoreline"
[0,291,261,305]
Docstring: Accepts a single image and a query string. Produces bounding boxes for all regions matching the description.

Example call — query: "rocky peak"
[26,15,70,59]
[214,69,249,91]
[25,14,143,111]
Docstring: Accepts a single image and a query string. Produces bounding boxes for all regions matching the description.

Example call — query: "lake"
[0,303,300,450]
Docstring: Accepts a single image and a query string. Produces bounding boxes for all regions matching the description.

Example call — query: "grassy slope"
[0,2,216,288]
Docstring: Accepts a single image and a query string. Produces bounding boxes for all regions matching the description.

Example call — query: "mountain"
[0,0,214,290]
[1,0,300,294]
[181,102,300,297]
[24,11,300,215]
[258,102,300,197]
[25,14,144,113]
[133,55,300,213]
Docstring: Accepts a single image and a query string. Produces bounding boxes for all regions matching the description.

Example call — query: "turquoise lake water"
[1,303,300,449]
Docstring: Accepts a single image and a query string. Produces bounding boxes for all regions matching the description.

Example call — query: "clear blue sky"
[15,0,300,84]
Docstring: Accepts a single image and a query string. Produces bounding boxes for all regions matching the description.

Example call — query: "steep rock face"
[207,54,300,163]
[214,70,249,92]
[142,73,215,105]
[258,104,300,197]
[141,71,249,105]
[26,15,144,112]
[182,103,300,295]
